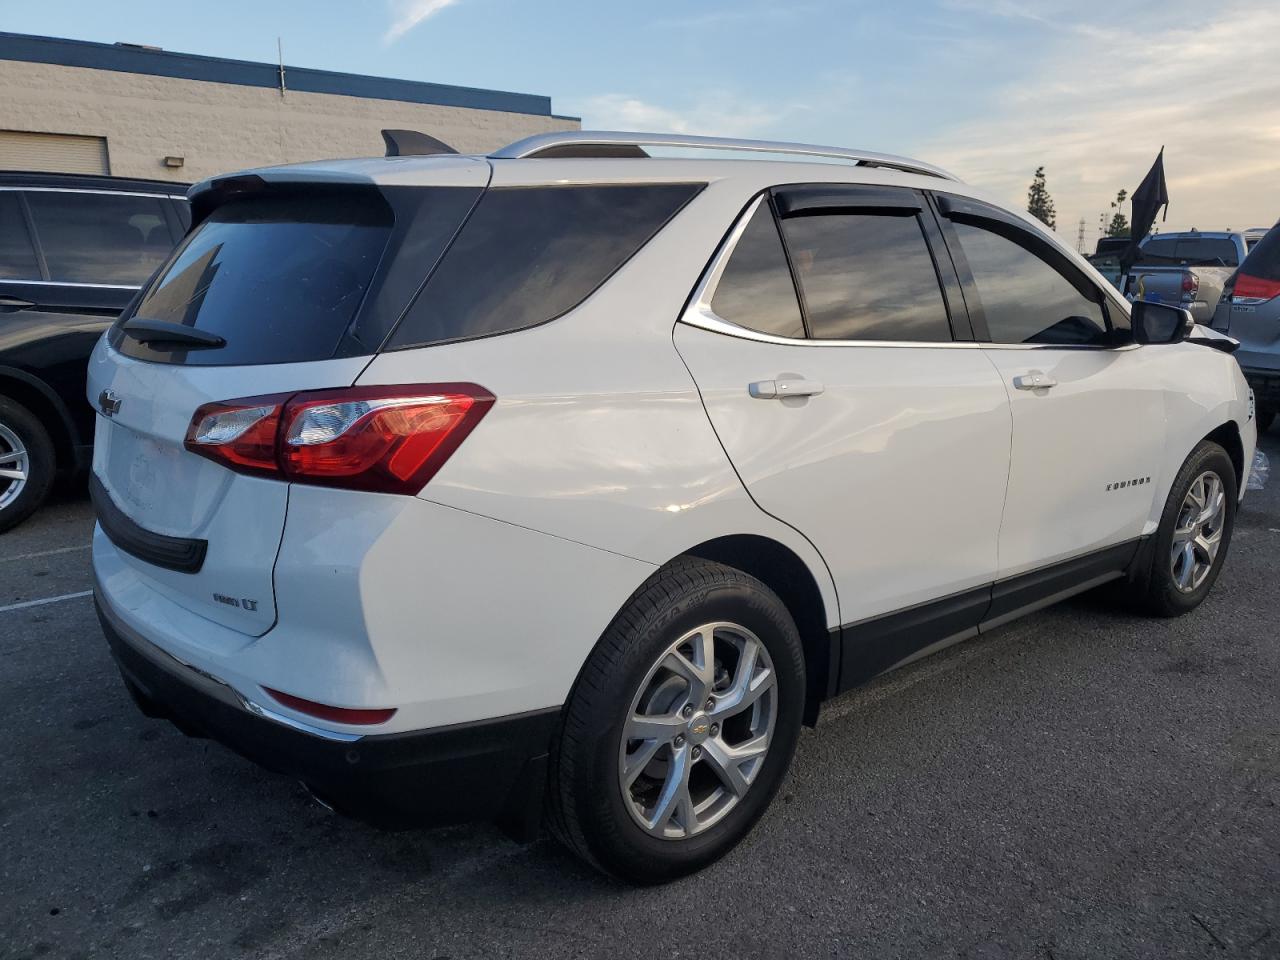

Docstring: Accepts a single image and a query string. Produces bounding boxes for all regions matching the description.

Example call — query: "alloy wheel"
[0,421,29,511]
[618,621,777,839]
[1170,470,1226,593]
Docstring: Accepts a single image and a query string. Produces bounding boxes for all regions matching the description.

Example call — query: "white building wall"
[0,59,577,183]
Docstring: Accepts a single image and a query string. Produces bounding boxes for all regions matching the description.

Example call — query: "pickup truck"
[1123,230,1265,322]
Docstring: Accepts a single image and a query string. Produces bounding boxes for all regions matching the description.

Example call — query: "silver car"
[1212,222,1280,433]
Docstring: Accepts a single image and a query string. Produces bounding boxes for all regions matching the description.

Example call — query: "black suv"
[0,172,189,532]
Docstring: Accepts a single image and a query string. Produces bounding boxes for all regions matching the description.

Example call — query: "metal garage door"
[0,130,109,174]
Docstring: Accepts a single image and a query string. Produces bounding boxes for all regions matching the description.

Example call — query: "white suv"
[89,132,1257,883]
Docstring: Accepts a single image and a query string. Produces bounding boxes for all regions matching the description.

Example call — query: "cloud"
[564,92,808,139]
[916,1,1280,239]
[384,0,460,43]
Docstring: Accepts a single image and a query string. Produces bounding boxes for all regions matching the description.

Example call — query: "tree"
[1106,189,1129,237]
[1026,166,1057,230]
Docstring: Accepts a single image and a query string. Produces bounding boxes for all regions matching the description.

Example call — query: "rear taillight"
[184,383,494,494]
[1233,272,1280,302]
[1181,271,1199,301]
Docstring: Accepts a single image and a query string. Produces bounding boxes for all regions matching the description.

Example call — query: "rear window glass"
[25,191,177,285]
[388,183,701,349]
[1238,226,1280,281]
[0,193,40,280]
[710,200,804,338]
[117,191,392,366]
[1135,236,1239,267]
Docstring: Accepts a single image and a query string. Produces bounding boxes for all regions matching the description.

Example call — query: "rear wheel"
[1121,440,1236,617]
[549,558,805,883]
[0,397,56,534]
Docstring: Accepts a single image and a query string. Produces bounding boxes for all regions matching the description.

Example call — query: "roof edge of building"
[0,30,559,118]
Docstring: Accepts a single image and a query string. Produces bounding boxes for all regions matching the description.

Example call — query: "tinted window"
[710,201,804,338]
[389,184,700,348]
[0,193,40,280]
[952,221,1108,345]
[1135,236,1239,267]
[780,212,951,341]
[25,191,176,285]
[118,191,392,366]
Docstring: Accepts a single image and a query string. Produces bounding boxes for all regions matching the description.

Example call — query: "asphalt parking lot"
[3,434,1278,960]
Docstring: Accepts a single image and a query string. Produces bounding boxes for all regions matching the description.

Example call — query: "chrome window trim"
[0,186,187,201]
[681,191,1141,353]
[0,278,142,290]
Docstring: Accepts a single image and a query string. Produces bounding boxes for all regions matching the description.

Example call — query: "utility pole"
[277,37,286,97]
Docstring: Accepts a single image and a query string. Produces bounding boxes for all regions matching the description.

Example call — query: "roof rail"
[489,131,959,181]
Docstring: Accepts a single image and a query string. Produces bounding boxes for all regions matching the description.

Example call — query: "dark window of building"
[25,191,177,285]
[952,221,1109,345]
[388,183,702,349]
[710,201,804,338]
[779,211,951,341]
[0,193,40,280]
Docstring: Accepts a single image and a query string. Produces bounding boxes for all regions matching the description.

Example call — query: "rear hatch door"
[89,158,488,637]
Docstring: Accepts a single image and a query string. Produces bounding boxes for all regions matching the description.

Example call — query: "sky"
[5,0,1277,247]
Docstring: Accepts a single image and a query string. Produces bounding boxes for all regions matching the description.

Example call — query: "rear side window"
[952,221,1109,345]
[0,193,40,280]
[1136,236,1239,267]
[710,201,804,338]
[118,191,392,366]
[1238,226,1280,281]
[24,191,177,285]
[780,211,952,341]
[388,184,701,349]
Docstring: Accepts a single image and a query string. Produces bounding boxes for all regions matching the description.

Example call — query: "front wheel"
[548,558,805,884]
[1123,440,1237,617]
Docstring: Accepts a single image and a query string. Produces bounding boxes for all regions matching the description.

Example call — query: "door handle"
[1012,371,1057,391]
[749,378,825,399]
[0,297,36,311]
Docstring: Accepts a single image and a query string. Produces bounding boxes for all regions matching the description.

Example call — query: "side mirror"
[1131,300,1194,344]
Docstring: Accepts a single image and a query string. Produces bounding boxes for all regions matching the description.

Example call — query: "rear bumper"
[96,586,557,834]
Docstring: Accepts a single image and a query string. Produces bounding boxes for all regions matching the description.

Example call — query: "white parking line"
[0,544,91,563]
[0,590,93,614]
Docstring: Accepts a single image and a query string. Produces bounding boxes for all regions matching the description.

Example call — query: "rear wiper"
[120,317,226,349]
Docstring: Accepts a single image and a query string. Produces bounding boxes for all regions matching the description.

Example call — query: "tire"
[1122,440,1237,617]
[0,397,56,535]
[1257,409,1276,435]
[548,557,806,884]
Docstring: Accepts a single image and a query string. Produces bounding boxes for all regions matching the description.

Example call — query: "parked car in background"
[0,172,188,532]
[1244,226,1270,253]
[1095,236,1130,257]
[1122,230,1251,323]
[1212,221,1280,433]
[89,132,1255,883]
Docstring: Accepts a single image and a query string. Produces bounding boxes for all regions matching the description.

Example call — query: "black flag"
[1120,147,1170,273]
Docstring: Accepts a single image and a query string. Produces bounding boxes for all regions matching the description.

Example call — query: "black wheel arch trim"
[0,364,84,458]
